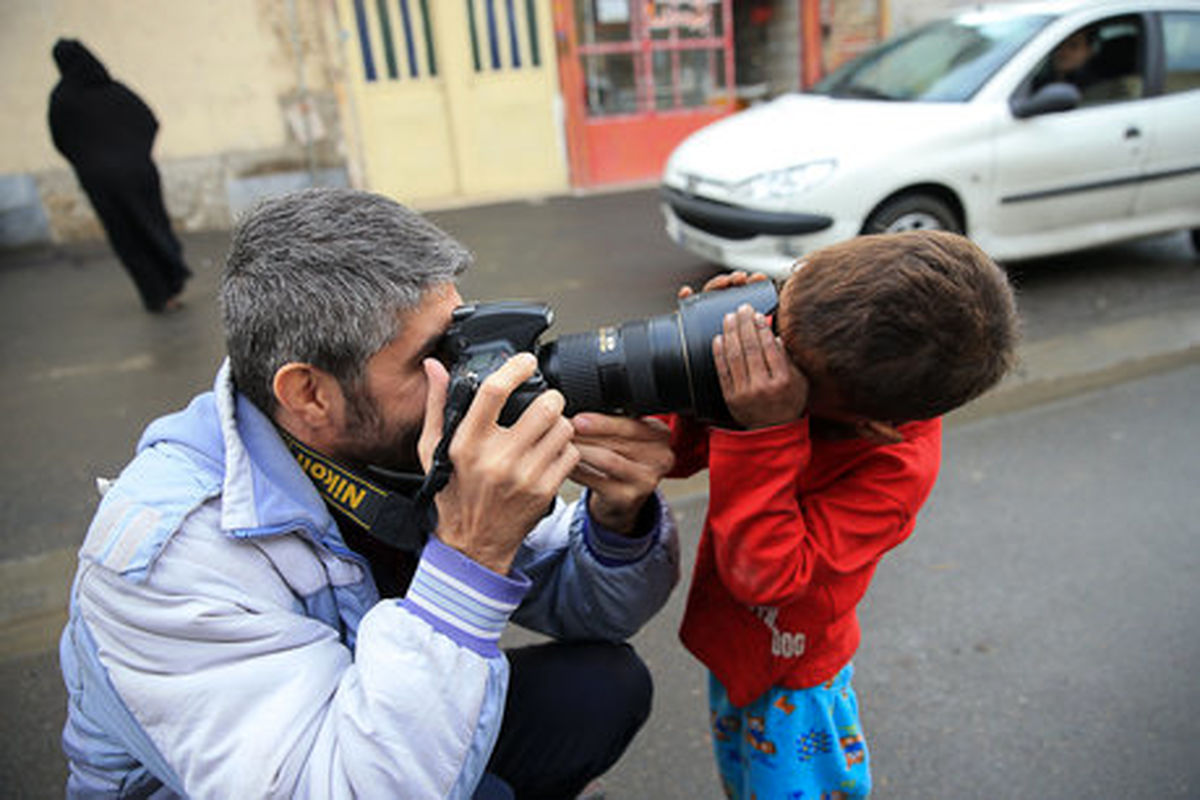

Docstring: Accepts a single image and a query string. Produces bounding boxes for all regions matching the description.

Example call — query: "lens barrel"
[539,281,778,423]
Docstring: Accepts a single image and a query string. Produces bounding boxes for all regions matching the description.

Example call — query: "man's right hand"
[420,354,579,575]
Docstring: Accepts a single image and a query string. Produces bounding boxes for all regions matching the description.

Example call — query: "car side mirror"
[1010,82,1082,119]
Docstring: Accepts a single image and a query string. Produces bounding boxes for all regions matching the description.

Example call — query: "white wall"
[0,0,346,241]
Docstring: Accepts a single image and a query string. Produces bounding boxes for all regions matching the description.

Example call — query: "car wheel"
[863,194,962,236]
[1191,228,1199,254]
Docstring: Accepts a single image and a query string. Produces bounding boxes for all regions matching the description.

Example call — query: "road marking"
[29,353,154,383]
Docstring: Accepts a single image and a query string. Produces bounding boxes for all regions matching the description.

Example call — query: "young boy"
[668,230,1019,799]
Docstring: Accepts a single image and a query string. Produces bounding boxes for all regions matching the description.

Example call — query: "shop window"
[585,53,639,114]
[575,1,732,118]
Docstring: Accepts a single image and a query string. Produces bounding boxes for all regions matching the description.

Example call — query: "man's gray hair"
[221,187,471,414]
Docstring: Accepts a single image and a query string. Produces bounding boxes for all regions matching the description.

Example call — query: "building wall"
[765,0,803,96]
[0,0,985,248]
[0,0,348,244]
[888,0,1025,33]
[822,0,884,72]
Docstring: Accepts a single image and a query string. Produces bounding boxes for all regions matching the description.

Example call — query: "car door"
[1131,9,1200,221]
[990,15,1149,248]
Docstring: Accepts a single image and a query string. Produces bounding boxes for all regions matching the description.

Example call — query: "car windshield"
[811,11,1054,102]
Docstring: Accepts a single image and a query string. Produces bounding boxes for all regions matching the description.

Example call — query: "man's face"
[1053,31,1092,76]
[331,282,462,472]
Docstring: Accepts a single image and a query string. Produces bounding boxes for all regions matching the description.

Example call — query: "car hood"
[666,93,986,184]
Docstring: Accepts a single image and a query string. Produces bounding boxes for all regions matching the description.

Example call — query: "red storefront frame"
[553,1,736,187]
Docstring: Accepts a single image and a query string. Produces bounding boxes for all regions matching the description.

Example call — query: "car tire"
[863,193,963,236]
[1191,228,1199,254]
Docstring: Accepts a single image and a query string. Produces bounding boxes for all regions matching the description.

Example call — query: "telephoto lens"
[539,280,778,424]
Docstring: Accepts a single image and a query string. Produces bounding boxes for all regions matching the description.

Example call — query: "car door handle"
[1125,126,1142,139]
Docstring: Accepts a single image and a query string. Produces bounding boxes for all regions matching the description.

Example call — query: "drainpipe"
[287,0,319,183]
[800,0,822,89]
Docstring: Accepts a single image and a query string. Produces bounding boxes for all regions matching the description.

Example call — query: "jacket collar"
[212,360,340,541]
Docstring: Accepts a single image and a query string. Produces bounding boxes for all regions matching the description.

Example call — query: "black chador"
[48,39,191,312]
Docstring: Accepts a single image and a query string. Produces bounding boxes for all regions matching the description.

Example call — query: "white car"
[661,0,1200,277]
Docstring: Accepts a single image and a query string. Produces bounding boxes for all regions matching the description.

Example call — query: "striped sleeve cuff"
[400,537,531,657]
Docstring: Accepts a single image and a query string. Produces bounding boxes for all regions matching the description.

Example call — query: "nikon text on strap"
[281,431,433,555]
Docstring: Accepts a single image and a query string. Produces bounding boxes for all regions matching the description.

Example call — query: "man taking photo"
[59,188,680,799]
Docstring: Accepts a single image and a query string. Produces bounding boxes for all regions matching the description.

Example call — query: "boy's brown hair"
[777,230,1019,422]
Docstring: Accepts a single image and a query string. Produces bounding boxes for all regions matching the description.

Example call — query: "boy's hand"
[677,269,769,300]
[569,414,674,535]
[714,303,809,429]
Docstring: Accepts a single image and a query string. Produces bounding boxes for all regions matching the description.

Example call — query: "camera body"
[437,300,555,426]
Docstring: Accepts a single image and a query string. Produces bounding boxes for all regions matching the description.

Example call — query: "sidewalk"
[951,301,1200,426]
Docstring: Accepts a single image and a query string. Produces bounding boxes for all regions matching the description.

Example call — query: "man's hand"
[569,414,674,536]
[420,354,579,574]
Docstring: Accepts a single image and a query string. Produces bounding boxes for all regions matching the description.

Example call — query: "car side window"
[1162,12,1200,95]
[1029,16,1145,107]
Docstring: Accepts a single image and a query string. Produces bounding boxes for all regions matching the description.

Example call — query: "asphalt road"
[1,187,1198,797]
[596,363,1200,799]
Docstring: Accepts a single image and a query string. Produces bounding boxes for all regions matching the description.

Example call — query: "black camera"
[437,280,779,427]
[414,281,779,502]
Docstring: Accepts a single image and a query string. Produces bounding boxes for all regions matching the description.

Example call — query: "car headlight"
[734,160,837,202]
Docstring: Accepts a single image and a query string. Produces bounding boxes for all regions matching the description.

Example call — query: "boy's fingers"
[713,335,734,398]
[701,271,747,293]
[722,311,749,387]
[748,311,787,376]
[735,305,768,381]
[757,320,789,379]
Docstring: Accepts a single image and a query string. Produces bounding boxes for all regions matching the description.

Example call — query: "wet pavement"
[1,187,1198,797]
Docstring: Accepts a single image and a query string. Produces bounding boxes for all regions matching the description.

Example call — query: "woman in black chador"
[49,39,191,312]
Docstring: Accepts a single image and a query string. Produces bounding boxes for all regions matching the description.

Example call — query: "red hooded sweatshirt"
[668,414,942,707]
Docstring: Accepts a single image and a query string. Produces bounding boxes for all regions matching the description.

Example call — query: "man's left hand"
[570,414,674,536]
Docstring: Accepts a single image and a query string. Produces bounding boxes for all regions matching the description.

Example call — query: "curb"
[949,306,1200,426]
[655,306,1200,504]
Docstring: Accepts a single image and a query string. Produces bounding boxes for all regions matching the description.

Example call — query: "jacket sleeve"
[71,500,523,799]
[663,413,710,478]
[705,418,941,607]
[509,491,679,642]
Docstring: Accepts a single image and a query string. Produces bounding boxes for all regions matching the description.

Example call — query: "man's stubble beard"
[337,382,423,474]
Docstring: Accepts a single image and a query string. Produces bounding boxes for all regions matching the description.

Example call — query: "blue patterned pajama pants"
[708,664,870,800]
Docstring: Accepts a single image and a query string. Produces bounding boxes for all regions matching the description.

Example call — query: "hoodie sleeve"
[509,492,680,642]
[71,500,521,799]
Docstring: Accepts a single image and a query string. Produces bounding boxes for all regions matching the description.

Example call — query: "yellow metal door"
[337,0,566,205]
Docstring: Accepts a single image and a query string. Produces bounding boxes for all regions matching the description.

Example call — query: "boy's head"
[776,230,1018,424]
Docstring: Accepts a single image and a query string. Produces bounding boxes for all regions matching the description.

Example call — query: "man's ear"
[272,363,343,431]
[854,419,904,445]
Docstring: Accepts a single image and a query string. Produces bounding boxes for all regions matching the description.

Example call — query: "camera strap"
[412,373,479,507]
[280,430,433,555]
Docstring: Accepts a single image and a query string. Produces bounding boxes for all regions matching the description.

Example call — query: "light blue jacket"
[60,362,679,798]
